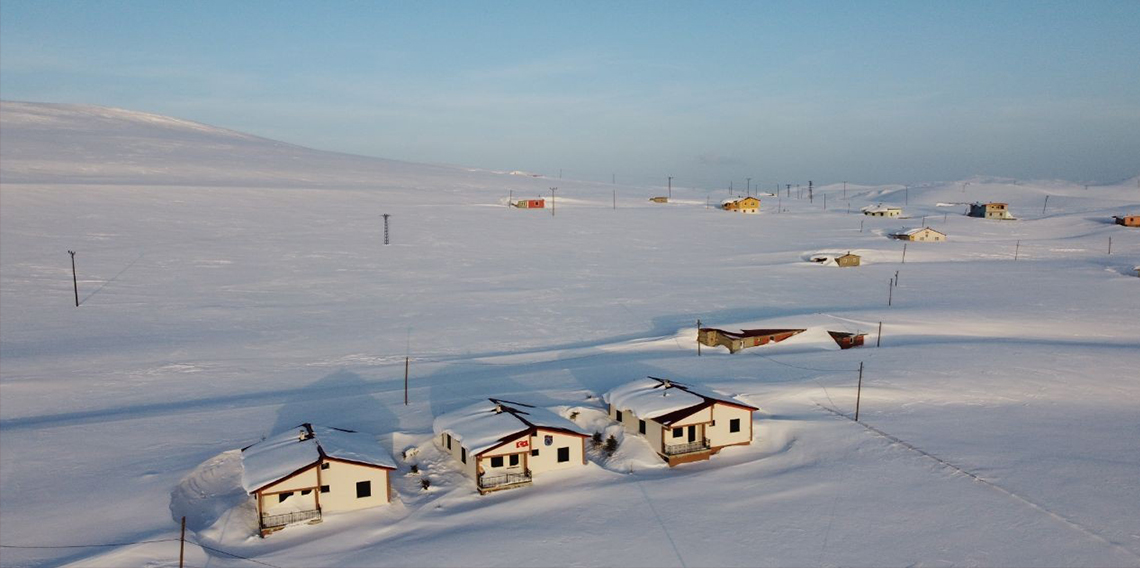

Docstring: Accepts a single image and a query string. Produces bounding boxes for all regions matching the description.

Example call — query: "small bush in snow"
[421,478,431,490]
[569,410,580,421]
[410,464,419,474]
[603,435,619,456]
[591,431,603,447]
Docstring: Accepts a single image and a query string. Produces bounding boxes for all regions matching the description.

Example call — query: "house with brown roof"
[699,327,805,353]
[891,227,947,242]
[649,196,669,203]
[240,424,396,537]
[604,377,758,466]
[433,398,588,494]
[1113,215,1139,227]
[968,202,1015,220]
[513,198,545,209]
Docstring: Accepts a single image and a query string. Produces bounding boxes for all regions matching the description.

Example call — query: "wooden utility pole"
[860,219,864,232]
[1108,237,1112,255]
[876,322,882,347]
[894,270,899,286]
[823,194,827,210]
[550,187,557,217]
[508,190,513,208]
[854,362,864,421]
[808,181,813,203]
[843,181,847,199]
[68,250,78,307]
[382,214,391,245]
[1042,195,1049,215]
[905,186,909,205]
[888,280,893,306]
[668,176,673,200]
[901,243,908,264]
[404,356,409,406]
[696,319,702,357]
[179,516,186,568]
[1014,240,1020,261]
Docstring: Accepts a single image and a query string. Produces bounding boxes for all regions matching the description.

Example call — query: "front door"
[687,425,696,442]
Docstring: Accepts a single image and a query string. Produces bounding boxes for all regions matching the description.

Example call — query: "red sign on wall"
[516,440,530,448]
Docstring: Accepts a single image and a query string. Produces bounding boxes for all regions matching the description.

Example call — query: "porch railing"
[663,439,710,456]
[479,471,532,490]
[261,508,321,529]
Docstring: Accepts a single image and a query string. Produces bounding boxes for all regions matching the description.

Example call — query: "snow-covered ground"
[1,102,1139,567]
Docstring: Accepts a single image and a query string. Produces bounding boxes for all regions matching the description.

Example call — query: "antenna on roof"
[494,404,504,414]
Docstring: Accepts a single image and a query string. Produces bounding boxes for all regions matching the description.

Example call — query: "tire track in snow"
[815,404,1140,563]
[633,480,688,568]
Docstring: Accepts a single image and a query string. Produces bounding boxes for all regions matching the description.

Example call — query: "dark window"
[278,492,293,503]
[490,456,504,468]
[446,434,452,450]
[639,420,646,434]
[509,454,519,466]
[615,409,623,422]
[320,485,330,493]
[531,449,540,457]
[321,462,330,470]
[356,480,371,499]
[461,448,466,463]
[557,447,570,463]
[301,489,312,496]
[672,427,683,438]
[730,418,741,433]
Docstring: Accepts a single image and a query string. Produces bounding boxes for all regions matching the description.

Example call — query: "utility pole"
[696,319,702,356]
[854,362,864,421]
[613,189,616,210]
[843,181,847,199]
[1014,240,1020,260]
[824,194,827,210]
[1108,237,1112,255]
[746,177,751,196]
[876,322,882,347]
[559,168,563,179]
[808,181,813,203]
[668,176,673,200]
[179,516,186,568]
[68,250,78,307]
[961,182,970,193]
[888,280,893,306]
[905,186,909,205]
[404,356,409,406]
[550,187,557,217]
[508,190,513,208]
[860,219,864,232]
[902,243,907,264]
[1042,195,1049,215]
[382,214,391,245]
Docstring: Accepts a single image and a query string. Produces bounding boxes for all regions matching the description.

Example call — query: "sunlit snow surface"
[1,102,1139,567]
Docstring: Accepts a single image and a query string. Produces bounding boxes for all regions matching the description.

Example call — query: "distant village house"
[1113,215,1140,227]
[968,202,1015,220]
[811,252,861,267]
[241,424,396,537]
[862,204,902,217]
[721,196,761,213]
[513,198,545,209]
[891,227,947,242]
[829,331,866,349]
[604,377,757,466]
[433,398,588,494]
[650,196,669,203]
[699,327,805,353]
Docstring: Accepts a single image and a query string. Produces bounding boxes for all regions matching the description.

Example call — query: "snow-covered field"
[2,102,1138,567]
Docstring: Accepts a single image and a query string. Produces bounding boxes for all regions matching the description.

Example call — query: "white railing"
[479,471,532,490]
[261,509,321,529]
[663,439,710,456]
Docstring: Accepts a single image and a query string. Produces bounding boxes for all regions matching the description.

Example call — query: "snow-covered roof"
[603,377,757,425]
[862,204,901,212]
[895,227,944,236]
[240,424,396,493]
[432,399,587,456]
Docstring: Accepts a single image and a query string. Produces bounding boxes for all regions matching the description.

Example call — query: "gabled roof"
[706,328,805,339]
[894,226,945,236]
[432,398,587,456]
[861,204,901,212]
[240,424,396,493]
[603,377,758,426]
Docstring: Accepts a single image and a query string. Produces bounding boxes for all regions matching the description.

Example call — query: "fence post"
[854,362,864,421]
[876,322,882,347]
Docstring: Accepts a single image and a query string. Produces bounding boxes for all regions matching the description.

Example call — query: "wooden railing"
[478,471,532,490]
[663,439,710,456]
[261,508,321,529]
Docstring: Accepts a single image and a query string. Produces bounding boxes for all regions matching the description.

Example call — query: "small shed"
[968,202,1015,220]
[650,196,669,203]
[241,424,396,537]
[514,198,546,209]
[836,252,861,267]
[828,331,866,349]
[891,227,947,242]
[433,398,588,494]
[604,377,757,466]
[1113,215,1140,227]
[722,196,760,214]
[862,204,902,217]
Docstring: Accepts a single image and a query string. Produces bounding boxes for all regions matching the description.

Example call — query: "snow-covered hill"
[1,103,1139,567]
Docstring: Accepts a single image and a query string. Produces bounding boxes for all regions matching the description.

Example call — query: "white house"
[604,377,758,466]
[891,226,947,242]
[433,398,589,494]
[240,423,396,537]
[862,204,903,217]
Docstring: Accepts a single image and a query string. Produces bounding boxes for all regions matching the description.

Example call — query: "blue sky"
[2,1,1138,186]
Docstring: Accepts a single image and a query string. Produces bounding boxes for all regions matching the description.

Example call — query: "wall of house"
[671,406,712,427]
[706,404,754,448]
[612,404,664,453]
[318,460,391,512]
[260,467,318,494]
[437,432,479,479]
[527,429,586,473]
[260,487,317,517]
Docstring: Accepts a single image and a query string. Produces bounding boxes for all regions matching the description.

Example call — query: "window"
[356,480,371,499]
[446,434,452,450]
[490,456,504,468]
[461,448,466,463]
[320,485,330,493]
[321,462,330,470]
[278,492,293,503]
[301,489,312,496]
[730,418,741,433]
[557,447,570,463]
[638,420,646,435]
[615,409,623,422]
[531,449,540,457]
[509,454,519,467]
[672,427,683,438]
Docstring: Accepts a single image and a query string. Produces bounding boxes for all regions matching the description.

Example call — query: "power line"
[742,349,859,373]
[193,541,284,568]
[1,538,180,549]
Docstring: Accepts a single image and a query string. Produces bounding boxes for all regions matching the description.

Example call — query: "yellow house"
[892,227,947,242]
[604,377,758,466]
[862,204,903,217]
[434,398,589,494]
[721,196,761,214]
[241,424,396,537]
